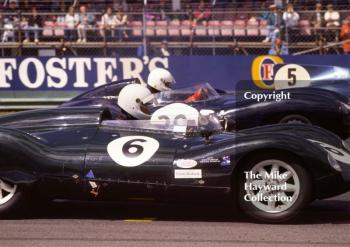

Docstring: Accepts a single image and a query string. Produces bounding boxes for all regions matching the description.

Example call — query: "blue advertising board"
[0,55,349,92]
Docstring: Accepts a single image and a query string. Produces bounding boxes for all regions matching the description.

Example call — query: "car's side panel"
[0,126,97,199]
[84,126,179,199]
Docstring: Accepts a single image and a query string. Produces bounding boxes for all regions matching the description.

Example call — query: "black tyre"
[237,153,312,223]
[279,114,312,124]
[0,179,26,218]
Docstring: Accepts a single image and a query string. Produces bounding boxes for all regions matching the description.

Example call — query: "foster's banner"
[0,55,349,91]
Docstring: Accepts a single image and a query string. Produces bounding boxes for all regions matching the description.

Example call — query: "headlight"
[342,140,350,153]
[328,153,342,172]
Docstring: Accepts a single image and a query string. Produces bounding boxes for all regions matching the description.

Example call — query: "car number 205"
[107,136,160,167]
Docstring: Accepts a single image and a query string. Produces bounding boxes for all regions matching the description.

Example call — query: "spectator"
[77,5,95,42]
[282,3,299,42]
[324,4,340,27]
[193,0,211,24]
[340,17,350,54]
[262,4,281,43]
[2,16,16,42]
[310,3,324,43]
[64,6,79,42]
[115,8,128,41]
[283,3,299,28]
[20,15,28,40]
[159,40,170,57]
[23,7,42,43]
[185,4,193,21]
[311,3,324,28]
[2,0,19,42]
[268,37,289,55]
[100,6,116,40]
[325,4,340,41]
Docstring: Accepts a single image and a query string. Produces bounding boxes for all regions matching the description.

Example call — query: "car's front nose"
[314,142,350,199]
[338,161,350,183]
[315,167,350,199]
[335,140,350,184]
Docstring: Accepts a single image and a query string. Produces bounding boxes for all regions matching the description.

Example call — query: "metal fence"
[0,9,350,56]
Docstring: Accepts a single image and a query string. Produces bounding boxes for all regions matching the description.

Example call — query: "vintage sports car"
[0,106,349,222]
[63,79,350,138]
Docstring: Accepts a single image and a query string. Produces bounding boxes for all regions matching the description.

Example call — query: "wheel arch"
[0,128,45,184]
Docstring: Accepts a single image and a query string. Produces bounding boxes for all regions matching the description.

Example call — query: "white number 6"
[107,136,159,167]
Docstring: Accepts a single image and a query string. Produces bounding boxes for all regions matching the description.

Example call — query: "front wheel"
[0,179,25,217]
[237,154,312,223]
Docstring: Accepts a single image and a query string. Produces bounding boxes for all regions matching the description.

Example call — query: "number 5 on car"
[274,64,311,90]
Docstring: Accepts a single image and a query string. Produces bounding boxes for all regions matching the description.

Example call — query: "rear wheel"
[0,179,25,217]
[237,154,312,223]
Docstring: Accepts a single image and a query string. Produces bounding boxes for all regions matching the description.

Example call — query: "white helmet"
[118,84,154,120]
[147,68,176,92]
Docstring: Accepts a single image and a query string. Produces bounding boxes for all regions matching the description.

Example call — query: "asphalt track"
[0,192,349,247]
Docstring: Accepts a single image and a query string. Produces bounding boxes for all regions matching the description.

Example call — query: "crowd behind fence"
[1,0,350,56]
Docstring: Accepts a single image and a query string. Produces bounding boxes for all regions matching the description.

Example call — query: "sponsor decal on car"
[174,159,198,169]
[220,156,231,166]
[199,157,221,164]
[85,169,95,179]
[174,169,202,179]
[274,64,311,90]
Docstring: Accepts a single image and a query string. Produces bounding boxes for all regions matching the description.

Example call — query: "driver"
[146,68,204,103]
[117,84,154,120]
[147,68,176,93]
